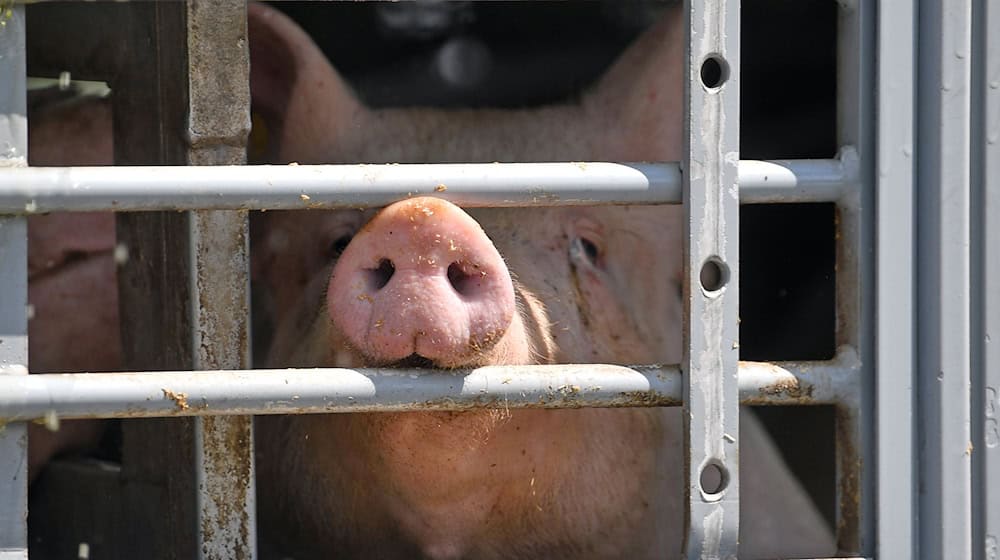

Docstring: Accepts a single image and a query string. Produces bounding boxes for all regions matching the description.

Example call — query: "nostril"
[365,258,395,291]
[447,262,478,296]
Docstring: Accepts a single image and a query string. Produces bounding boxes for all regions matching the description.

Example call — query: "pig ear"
[582,4,684,162]
[247,2,368,164]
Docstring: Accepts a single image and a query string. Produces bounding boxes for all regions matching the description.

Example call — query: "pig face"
[247,3,688,557]
[251,202,686,559]
[254,203,683,372]
[251,199,685,557]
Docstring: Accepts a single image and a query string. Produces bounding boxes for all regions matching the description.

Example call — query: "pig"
[247,3,835,559]
[25,93,116,482]
[23,3,836,557]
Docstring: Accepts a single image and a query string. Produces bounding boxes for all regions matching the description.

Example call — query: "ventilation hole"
[367,259,395,291]
[700,257,730,294]
[700,55,729,90]
[699,460,729,495]
[447,262,475,295]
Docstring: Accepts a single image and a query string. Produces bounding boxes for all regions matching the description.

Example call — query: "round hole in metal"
[700,55,729,89]
[700,256,730,293]
[699,460,729,495]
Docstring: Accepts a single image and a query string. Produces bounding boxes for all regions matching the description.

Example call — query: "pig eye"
[327,234,354,260]
[580,238,600,262]
[570,235,603,268]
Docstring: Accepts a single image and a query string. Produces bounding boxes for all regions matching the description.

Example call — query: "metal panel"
[917,0,974,558]
[875,0,916,558]
[681,0,740,557]
[0,5,28,560]
[0,158,855,213]
[972,0,1000,557]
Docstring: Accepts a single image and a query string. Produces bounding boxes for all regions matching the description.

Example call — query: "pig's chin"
[345,316,537,370]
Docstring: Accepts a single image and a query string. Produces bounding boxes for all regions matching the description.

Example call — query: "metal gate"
[0,0,996,558]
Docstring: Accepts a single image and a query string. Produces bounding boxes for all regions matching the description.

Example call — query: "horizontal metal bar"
[0,159,853,214]
[739,152,858,204]
[740,346,861,407]
[0,351,859,421]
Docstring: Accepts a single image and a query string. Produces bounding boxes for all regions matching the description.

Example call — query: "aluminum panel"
[917,1,974,558]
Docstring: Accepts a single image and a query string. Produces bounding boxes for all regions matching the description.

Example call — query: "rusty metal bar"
[0,357,861,422]
[0,158,855,214]
[191,209,256,560]
[836,0,877,553]
[184,1,255,559]
[0,5,29,560]
[681,0,740,556]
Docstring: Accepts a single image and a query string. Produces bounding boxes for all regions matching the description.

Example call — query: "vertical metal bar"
[972,0,999,557]
[875,0,917,558]
[0,5,28,560]
[185,2,255,559]
[681,0,740,557]
[917,0,974,558]
[836,0,877,553]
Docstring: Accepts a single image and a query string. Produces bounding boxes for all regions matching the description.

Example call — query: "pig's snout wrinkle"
[327,197,517,367]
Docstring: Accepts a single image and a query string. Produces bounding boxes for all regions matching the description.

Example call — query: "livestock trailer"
[0,0,996,558]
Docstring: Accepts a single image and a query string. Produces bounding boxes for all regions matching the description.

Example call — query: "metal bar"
[917,0,974,558]
[0,5,29,560]
[0,158,853,214]
[184,1,255,558]
[0,224,27,560]
[681,0,740,556]
[0,358,861,421]
[875,0,916,558]
[190,214,256,560]
[737,155,857,204]
[836,0,877,553]
[971,0,1000,556]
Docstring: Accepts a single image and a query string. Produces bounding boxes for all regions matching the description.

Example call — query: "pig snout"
[327,197,517,367]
